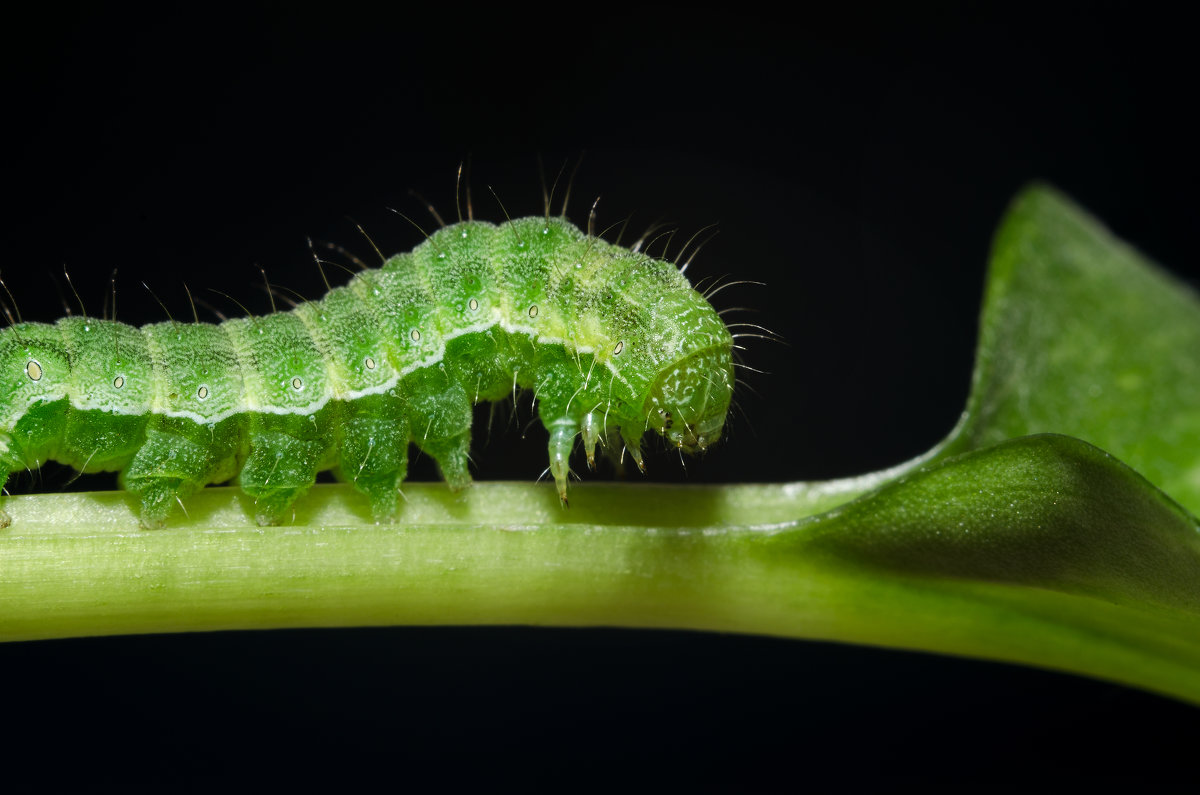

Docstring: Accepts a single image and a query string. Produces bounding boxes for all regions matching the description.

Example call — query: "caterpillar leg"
[336,396,410,521]
[546,417,577,505]
[121,417,242,528]
[417,430,473,492]
[601,426,646,477]
[407,373,474,492]
[239,415,328,526]
[621,427,646,473]
[580,412,603,471]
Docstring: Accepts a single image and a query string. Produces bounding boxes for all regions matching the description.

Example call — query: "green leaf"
[936,184,1200,512]
[3,183,1200,704]
[778,434,1200,701]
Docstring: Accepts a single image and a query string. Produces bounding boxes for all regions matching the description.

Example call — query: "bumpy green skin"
[0,217,734,527]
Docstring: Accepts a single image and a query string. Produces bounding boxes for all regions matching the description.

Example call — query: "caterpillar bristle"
[207,288,255,320]
[386,206,433,244]
[183,283,201,324]
[316,239,371,272]
[558,153,585,218]
[407,188,448,229]
[586,196,601,238]
[61,265,88,317]
[350,218,387,264]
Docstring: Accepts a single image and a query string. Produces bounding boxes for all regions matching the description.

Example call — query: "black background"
[2,3,1197,789]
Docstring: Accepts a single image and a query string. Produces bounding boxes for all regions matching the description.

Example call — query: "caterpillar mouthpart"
[645,345,734,456]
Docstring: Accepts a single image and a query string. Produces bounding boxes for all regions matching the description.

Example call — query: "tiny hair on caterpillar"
[0,186,736,528]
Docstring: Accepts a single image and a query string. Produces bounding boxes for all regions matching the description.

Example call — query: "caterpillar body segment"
[0,216,735,527]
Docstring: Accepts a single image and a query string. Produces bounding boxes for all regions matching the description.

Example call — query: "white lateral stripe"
[6,322,634,427]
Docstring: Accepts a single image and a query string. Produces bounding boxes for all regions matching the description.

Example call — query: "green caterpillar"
[0,214,734,528]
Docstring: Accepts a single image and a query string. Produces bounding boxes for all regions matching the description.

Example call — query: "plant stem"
[4,478,1199,705]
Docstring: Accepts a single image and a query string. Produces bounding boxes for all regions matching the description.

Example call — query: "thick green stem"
[4,471,1200,705]
[0,479,858,643]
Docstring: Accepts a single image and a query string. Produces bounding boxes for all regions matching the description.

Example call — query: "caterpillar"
[0,211,735,528]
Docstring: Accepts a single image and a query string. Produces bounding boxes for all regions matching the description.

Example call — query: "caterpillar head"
[645,345,734,454]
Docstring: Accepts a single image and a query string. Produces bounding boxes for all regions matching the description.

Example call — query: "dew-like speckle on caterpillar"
[0,211,735,528]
